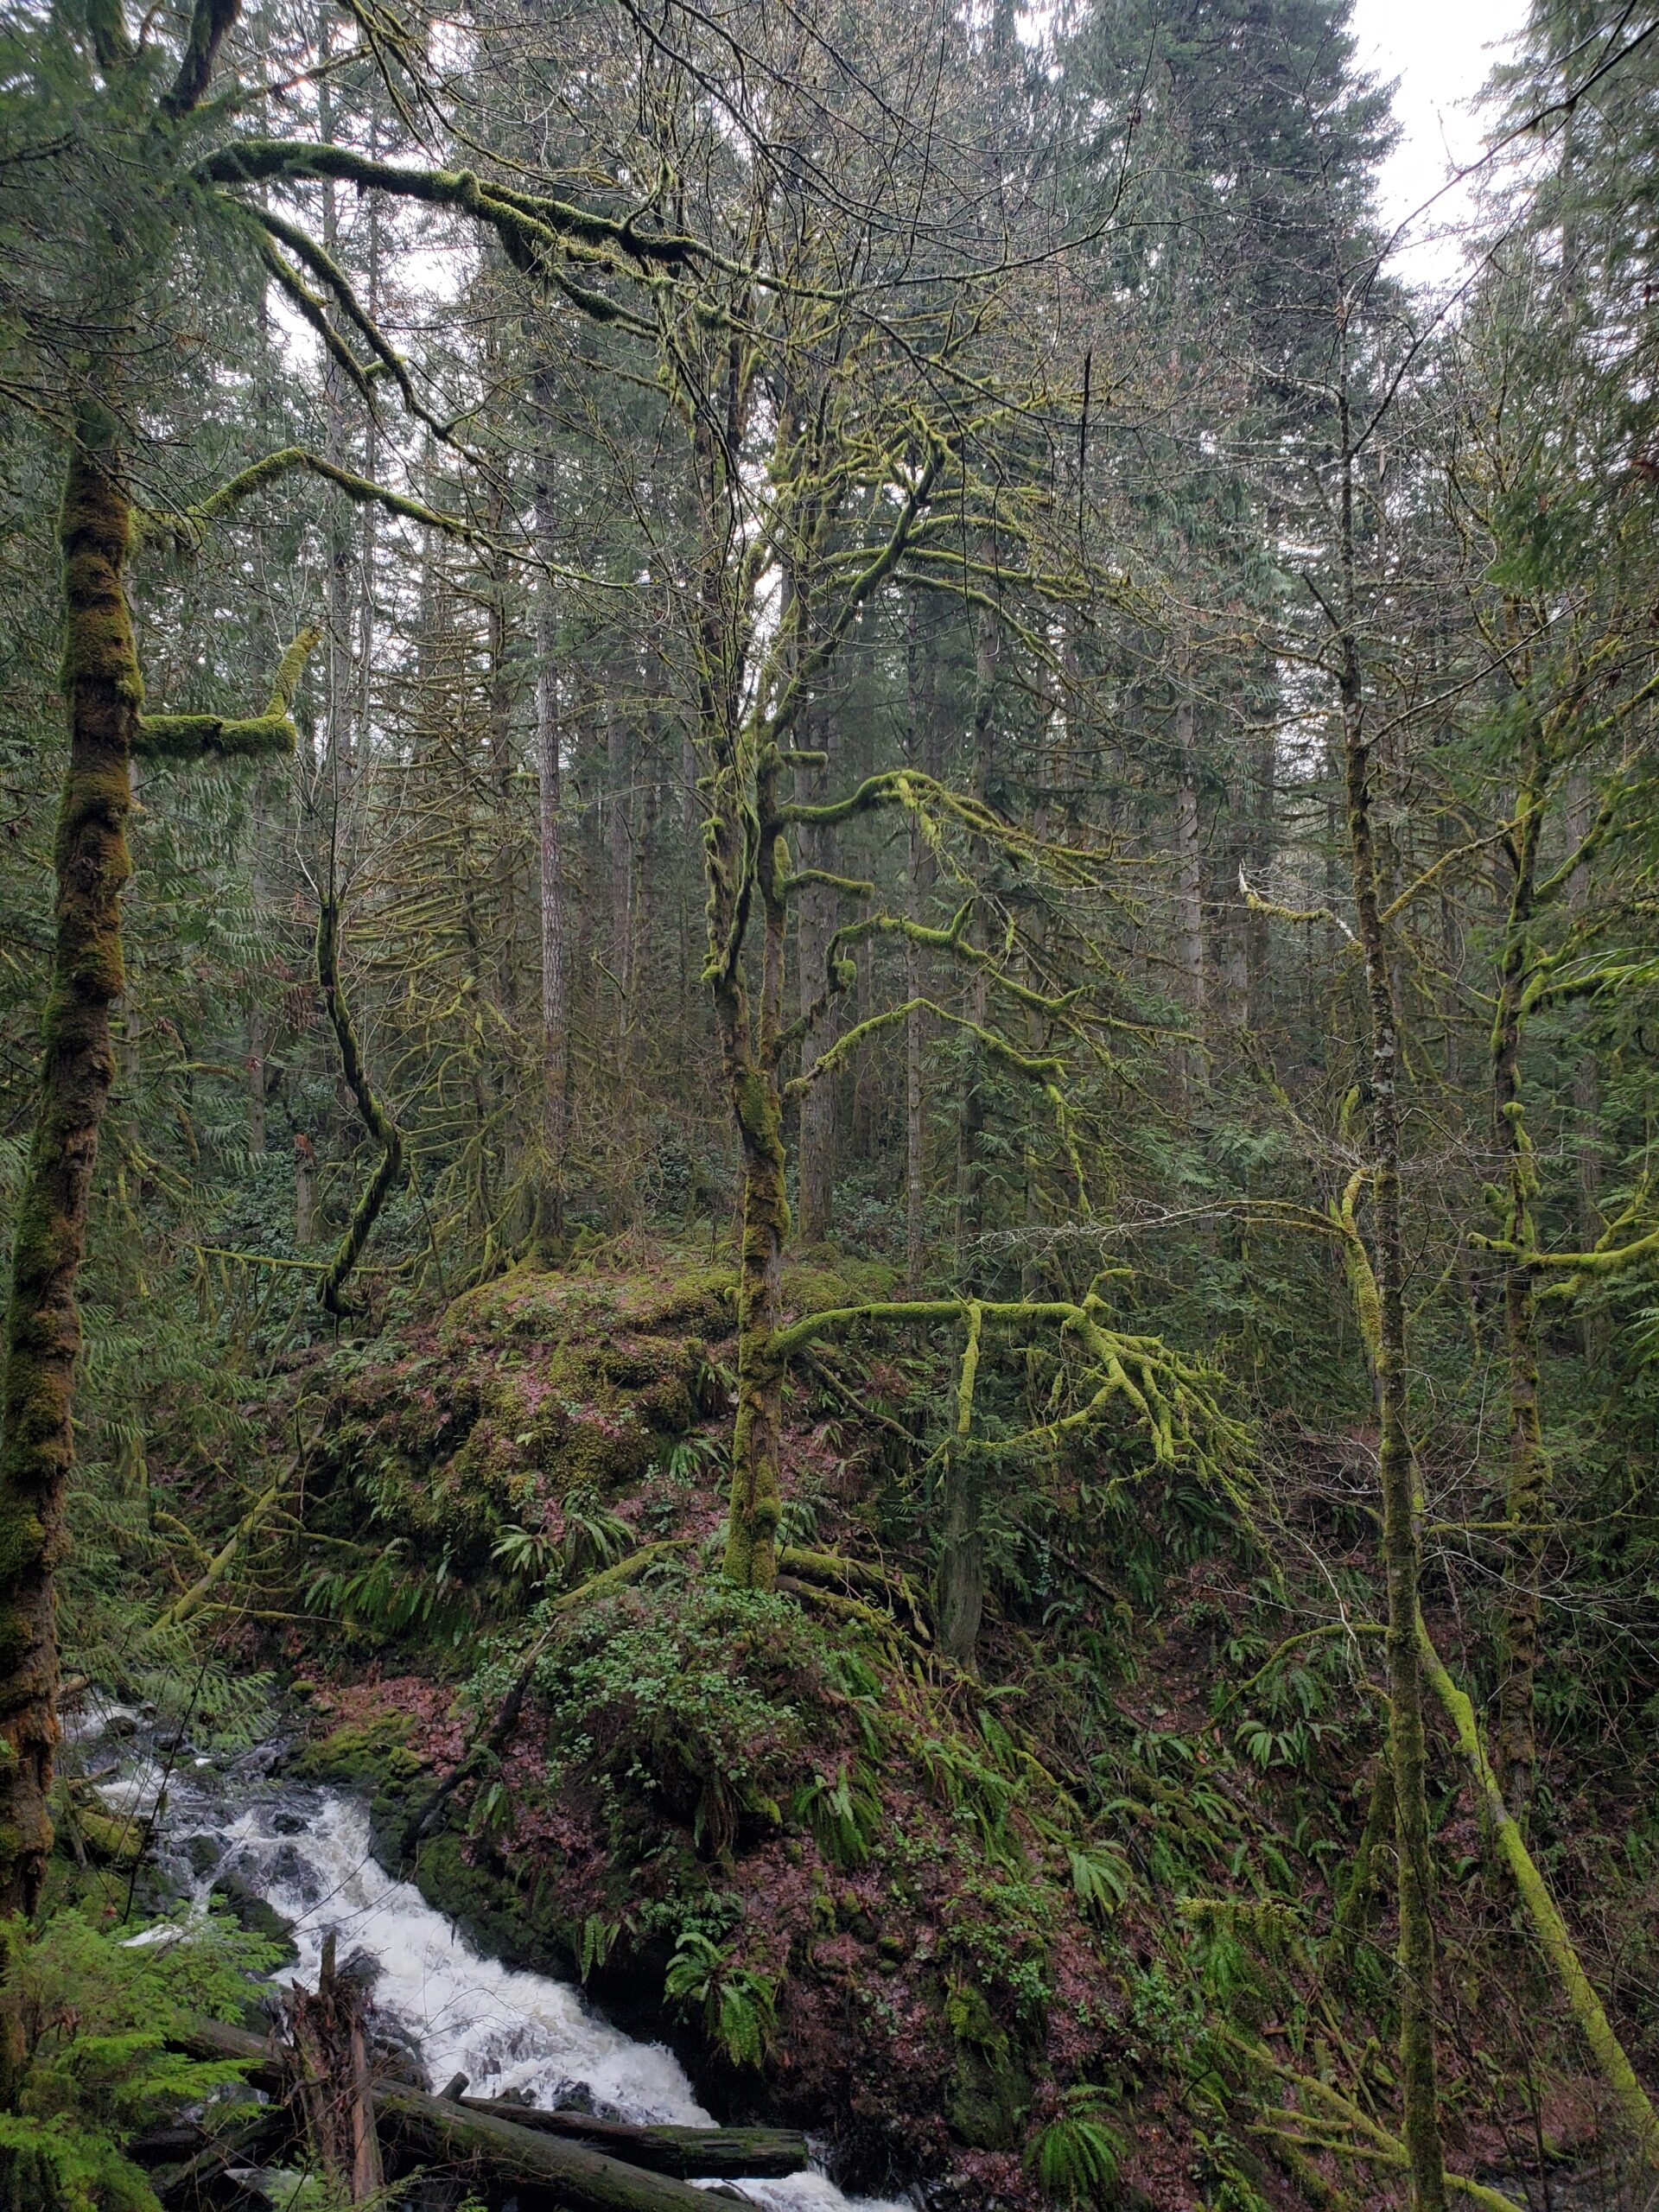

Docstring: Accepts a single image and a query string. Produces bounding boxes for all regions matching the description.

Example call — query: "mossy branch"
[156,449,492,555]
[134,626,319,760]
[1415,1614,1659,2171]
[1470,1215,1659,1300]
[315,893,405,1319]
[1239,866,1357,945]
[784,766,1101,884]
[1217,2027,1524,2212]
[200,142,678,334]
[142,1462,301,1639]
[782,996,1062,1103]
[769,1294,1248,1492]
[784,899,1094,1061]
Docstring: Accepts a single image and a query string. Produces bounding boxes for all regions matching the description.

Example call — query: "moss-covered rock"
[945,1975,1033,2151]
[315,1256,738,1569]
[288,1712,422,1786]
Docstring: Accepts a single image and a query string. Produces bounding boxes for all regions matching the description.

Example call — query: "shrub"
[0,1904,276,2211]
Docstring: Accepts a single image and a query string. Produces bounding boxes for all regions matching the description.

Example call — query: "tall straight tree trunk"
[0,405,137,1916]
[957,606,996,1278]
[1175,696,1205,1092]
[1244,724,1276,1031]
[1336,395,1447,2212]
[533,396,569,1255]
[906,594,939,1294]
[607,691,632,1038]
[1492,757,1549,1826]
[795,708,838,1246]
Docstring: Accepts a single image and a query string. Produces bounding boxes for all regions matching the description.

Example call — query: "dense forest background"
[4,0,1659,2207]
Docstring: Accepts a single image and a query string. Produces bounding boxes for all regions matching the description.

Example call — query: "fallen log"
[456,2097,809,2180]
[175,2018,785,2209]
[374,2084,725,2210]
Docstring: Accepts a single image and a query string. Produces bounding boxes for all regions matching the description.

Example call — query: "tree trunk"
[905,594,938,1294]
[534,390,569,1257]
[1492,786,1546,1827]
[720,751,788,1591]
[247,1004,268,1156]
[455,2101,807,2180]
[1338,437,1447,2209]
[608,690,632,1037]
[957,607,996,1281]
[938,1302,984,1668]
[296,1134,317,1247]
[1175,696,1205,1093]
[795,706,837,1246]
[0,410,137,1916]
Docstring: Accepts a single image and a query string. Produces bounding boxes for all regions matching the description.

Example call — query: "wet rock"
[337,1942,382,1990]
[182,1832,223,1877]
[211,1872,300,1965]
[369,2010,429,2090]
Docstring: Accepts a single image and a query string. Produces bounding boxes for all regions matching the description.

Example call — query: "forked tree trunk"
[715,751,788,1591]
[0,407,137,1916]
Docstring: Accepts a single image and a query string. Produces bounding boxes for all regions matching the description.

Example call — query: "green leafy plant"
[1068,1843,1133,1924]
[0,1904,276,2211]
[662,1930,779,2069]
[792,1758,882,1867]
[1025,2089,1125,2206]
[659,1430,728,1483]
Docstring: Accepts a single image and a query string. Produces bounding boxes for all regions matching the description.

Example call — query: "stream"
[78,1707,915,2211]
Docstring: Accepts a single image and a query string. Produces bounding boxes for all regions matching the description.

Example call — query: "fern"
[663,1930,779,2069]
[1026,2090,1125,2206]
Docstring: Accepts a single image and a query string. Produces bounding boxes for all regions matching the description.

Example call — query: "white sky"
[1351,0,1531,284]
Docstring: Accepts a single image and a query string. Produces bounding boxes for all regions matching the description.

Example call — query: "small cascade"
[86,1713,912,2211]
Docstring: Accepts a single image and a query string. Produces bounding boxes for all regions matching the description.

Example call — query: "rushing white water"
[90,1722,913,2211]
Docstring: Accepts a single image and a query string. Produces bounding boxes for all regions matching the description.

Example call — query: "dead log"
[174,2018,786,2209]
[455,2098,809,2179]
[374,2086,728,2211]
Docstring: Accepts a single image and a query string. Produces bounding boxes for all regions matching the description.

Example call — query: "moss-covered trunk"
[1337,394,1446,2212]
[718,750,788,1591]
[938,1300,985,1666]
[0,410,137,1915]
[1492,779,1546,1826]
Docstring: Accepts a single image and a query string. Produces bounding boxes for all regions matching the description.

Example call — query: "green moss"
[410,1828,580,1978]
[333,1262,726,1562]
[779,1252,899,1319]
[945,1974,1033,2151]
[288,1713,422,1785]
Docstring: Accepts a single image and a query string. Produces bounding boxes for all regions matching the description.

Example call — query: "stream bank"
[78,1700,916,2210]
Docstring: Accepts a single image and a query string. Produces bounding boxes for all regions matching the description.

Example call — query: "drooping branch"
[769,1294,1249,1488]
[134,626,318,760]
